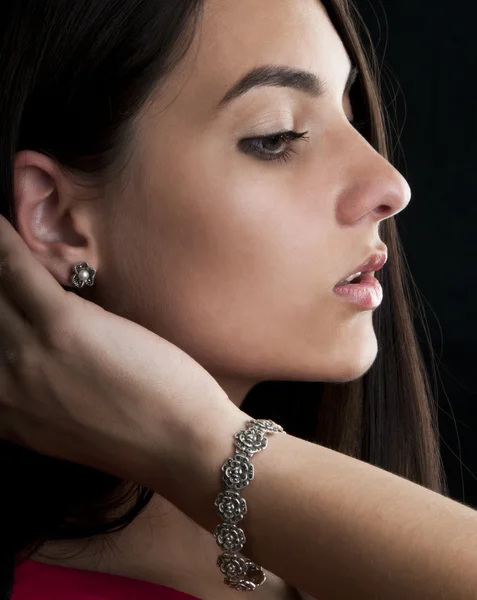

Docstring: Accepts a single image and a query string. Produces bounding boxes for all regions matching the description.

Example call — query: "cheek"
[120,172,312,372]
[148,156,314,295]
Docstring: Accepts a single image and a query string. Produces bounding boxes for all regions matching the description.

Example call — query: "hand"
[0,214,242,499]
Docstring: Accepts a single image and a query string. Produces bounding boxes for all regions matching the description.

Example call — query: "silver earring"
[70,262,96,288]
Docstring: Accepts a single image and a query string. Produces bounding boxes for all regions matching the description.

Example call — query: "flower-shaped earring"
[70,262,96,288]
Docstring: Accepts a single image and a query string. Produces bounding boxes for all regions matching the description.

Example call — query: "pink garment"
[12,559,200,600]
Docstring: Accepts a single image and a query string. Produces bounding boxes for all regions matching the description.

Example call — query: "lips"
[335,251,388,287]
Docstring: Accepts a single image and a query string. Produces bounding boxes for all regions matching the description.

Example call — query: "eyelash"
[239,119,367,164]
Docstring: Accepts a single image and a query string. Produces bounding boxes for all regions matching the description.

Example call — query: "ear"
[13,150,101,288]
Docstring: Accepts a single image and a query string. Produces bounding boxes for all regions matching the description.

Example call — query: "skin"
[13,0,411,597]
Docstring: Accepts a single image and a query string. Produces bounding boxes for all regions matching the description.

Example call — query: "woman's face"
[94,0,411,401]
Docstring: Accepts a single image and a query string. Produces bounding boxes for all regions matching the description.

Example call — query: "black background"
[355,0,477,507]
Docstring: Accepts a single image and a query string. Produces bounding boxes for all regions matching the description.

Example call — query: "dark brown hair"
[0,0,448,597]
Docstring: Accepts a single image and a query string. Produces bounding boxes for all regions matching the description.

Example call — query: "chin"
[320,333,379,383]
[257,333,379,384]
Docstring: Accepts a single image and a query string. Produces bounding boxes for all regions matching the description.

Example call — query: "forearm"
[161,409,477,600]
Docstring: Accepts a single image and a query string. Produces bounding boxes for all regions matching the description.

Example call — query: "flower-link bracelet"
[213,418,286,591]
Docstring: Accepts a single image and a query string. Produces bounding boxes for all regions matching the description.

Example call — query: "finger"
[0,215,67,325]
[0,288,31,365]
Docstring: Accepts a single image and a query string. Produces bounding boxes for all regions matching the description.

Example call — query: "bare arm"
[160,409,477,600]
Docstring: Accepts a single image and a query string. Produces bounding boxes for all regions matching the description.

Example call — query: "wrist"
[162,403,250,532]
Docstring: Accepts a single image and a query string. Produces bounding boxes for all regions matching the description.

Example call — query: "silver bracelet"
[213,418,286,591]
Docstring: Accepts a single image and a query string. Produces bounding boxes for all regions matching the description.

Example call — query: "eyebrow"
[216,62,359,111]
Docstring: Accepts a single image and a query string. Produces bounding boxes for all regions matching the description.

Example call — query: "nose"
[336,132,412,225]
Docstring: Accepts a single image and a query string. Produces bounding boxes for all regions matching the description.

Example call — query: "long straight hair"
[0,0,448,597]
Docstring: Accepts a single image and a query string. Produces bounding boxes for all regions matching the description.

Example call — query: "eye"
[238,130,310,164]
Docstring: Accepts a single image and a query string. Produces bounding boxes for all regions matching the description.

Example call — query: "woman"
[1,0,473,598]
